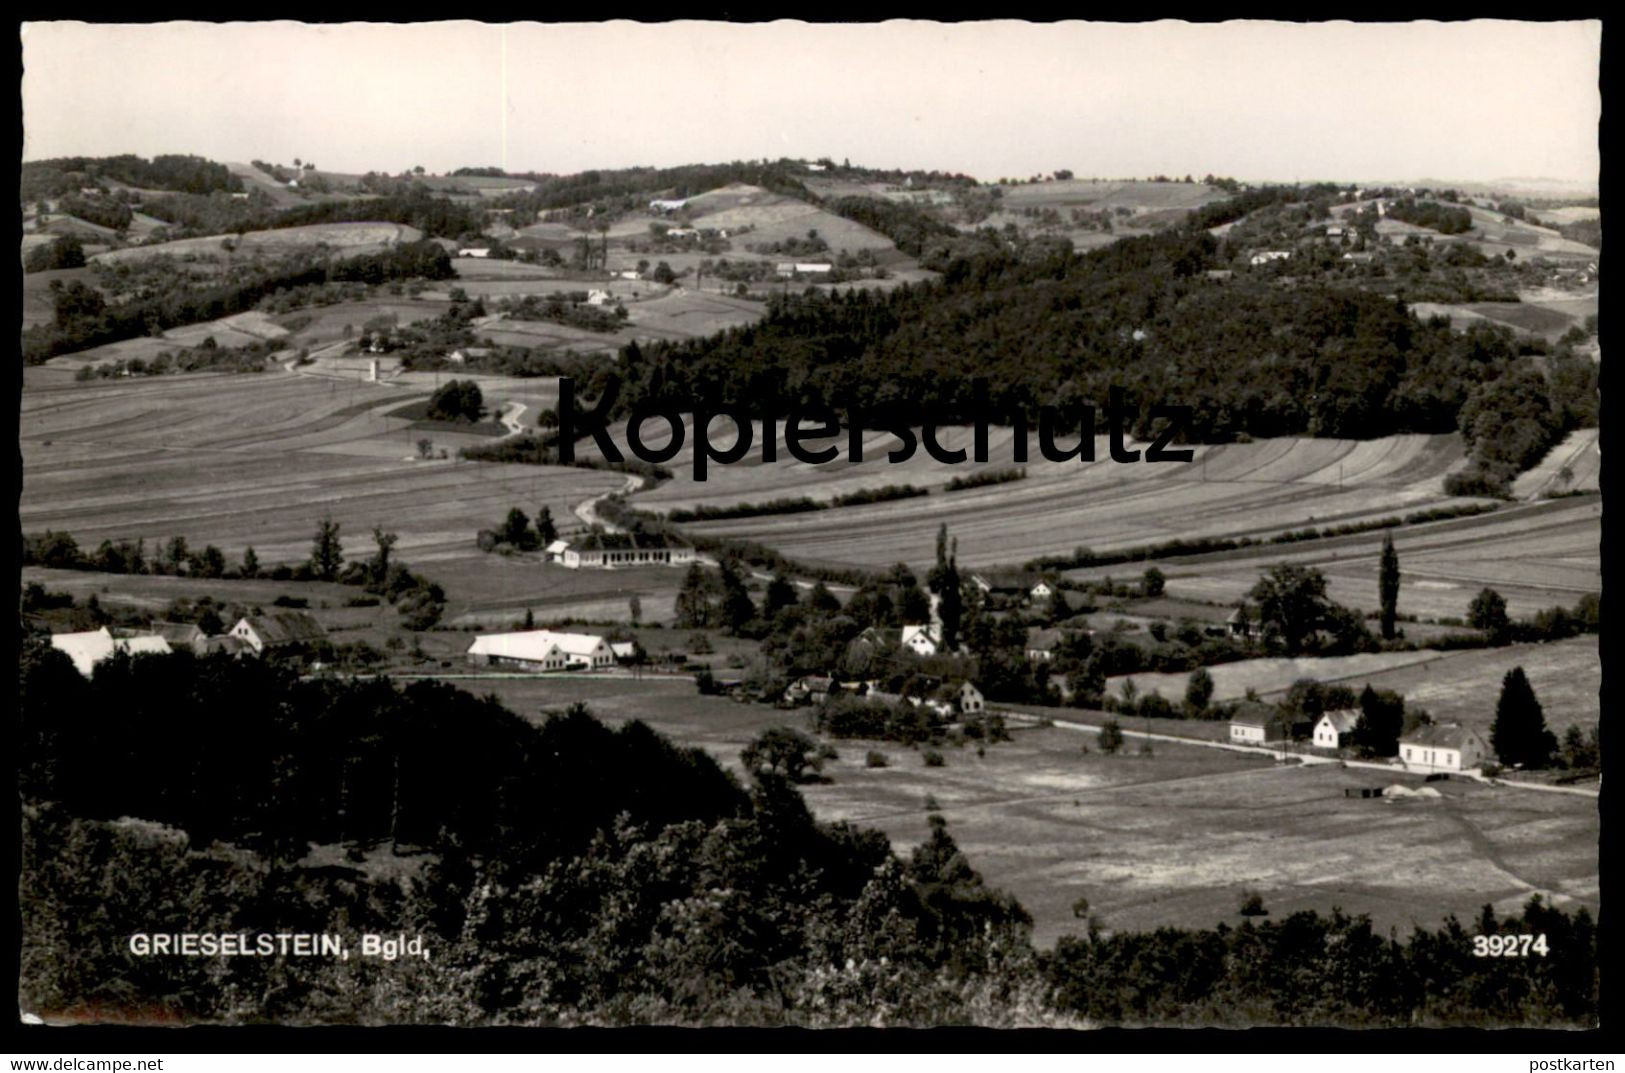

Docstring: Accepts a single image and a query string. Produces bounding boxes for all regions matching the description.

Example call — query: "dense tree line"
[22,154,244,200]
[18,647,1049,1026]
[596,197,1594,494]
[54,192,135,231]
[23,241,453,365]
[1385,198,1474,235]
[1048,898,1596,1027]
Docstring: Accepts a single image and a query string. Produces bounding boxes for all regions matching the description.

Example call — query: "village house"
[1026,627,1064,663]
[229,612,328,655]
[970,570,1038,600]
[49,628,172,678]
[1229,702,1292,746]
[665,227,699,239]
[618,270,643,281]
[900,624,941,657]
[609,641,639,663]
[547,531,697,569]
[199,635,251,658]
[649,198,689,213]
[1312,709,1361,750]
[467,629,615,671]
[775,262,834,277]
[1226,606,1262,641]
[1249,250,1293,266]
[150,621,208,654]
[1398,723,1489,773]
[446,347,493,364]
[585,289,613,306]
[784,675,835,705]
[458,247,492,258]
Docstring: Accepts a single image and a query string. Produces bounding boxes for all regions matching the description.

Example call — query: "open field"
[992,179,1226,213]
[1531,206,1600,226]
[682,184,901,254]
[471,676,1599,946]
[90,221,423,265]
[1108,650,1447,705]
[1511,429,1601,499]
[22,267,98,328]
[1342,637,1600,736]
[19,368,634,619]
[1463,206,1597,258]
[618,426,1491,571]
[1134,495,1601,621]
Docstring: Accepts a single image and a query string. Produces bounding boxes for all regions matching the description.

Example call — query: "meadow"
[18,367,627,621]
[620,424,1492,571]
[470,677,1600,947]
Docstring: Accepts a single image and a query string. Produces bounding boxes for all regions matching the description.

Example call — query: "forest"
[17,644,1598,1027]
[604,204,1596,495]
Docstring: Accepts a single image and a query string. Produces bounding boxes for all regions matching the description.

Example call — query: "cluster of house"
[782,673,985,716]
[465,629,636,671]
[48,612,330,678]
[543,532,696,570]
[1228,702,1491,773]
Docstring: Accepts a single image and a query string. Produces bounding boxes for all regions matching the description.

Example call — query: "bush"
[864,750,889,769]
[922,749,945,768]
[272,595,309,608]
[1239,891,1269,917]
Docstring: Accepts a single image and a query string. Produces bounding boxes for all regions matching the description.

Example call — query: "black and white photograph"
[15,18,1603,1036]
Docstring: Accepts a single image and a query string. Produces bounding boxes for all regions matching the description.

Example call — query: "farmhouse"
[1249,250,1292,266]
[229,612,327,655]
[548,531,696,569]
[458,247,492,258]
[618,270,643,281]
[50,628,173,678]
[585,289,613,306]
[610,641,639,663]
[1229,702,1291,745]
[900,624,941,657]
[1312,709,1361,750]
[649,198,689,213]
[1398,723,1489,773]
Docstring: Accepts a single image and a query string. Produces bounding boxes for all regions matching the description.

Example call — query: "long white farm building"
[467,630,616,671]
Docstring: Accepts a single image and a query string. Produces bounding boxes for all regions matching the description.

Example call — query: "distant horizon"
[22,21,1601,188]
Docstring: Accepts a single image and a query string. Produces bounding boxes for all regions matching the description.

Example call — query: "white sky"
[20,20,1602,185]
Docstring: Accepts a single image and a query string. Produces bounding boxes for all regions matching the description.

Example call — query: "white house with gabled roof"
[1398,724,1489,773]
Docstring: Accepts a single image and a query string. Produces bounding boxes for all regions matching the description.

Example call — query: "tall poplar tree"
[1379,533,1401,640]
